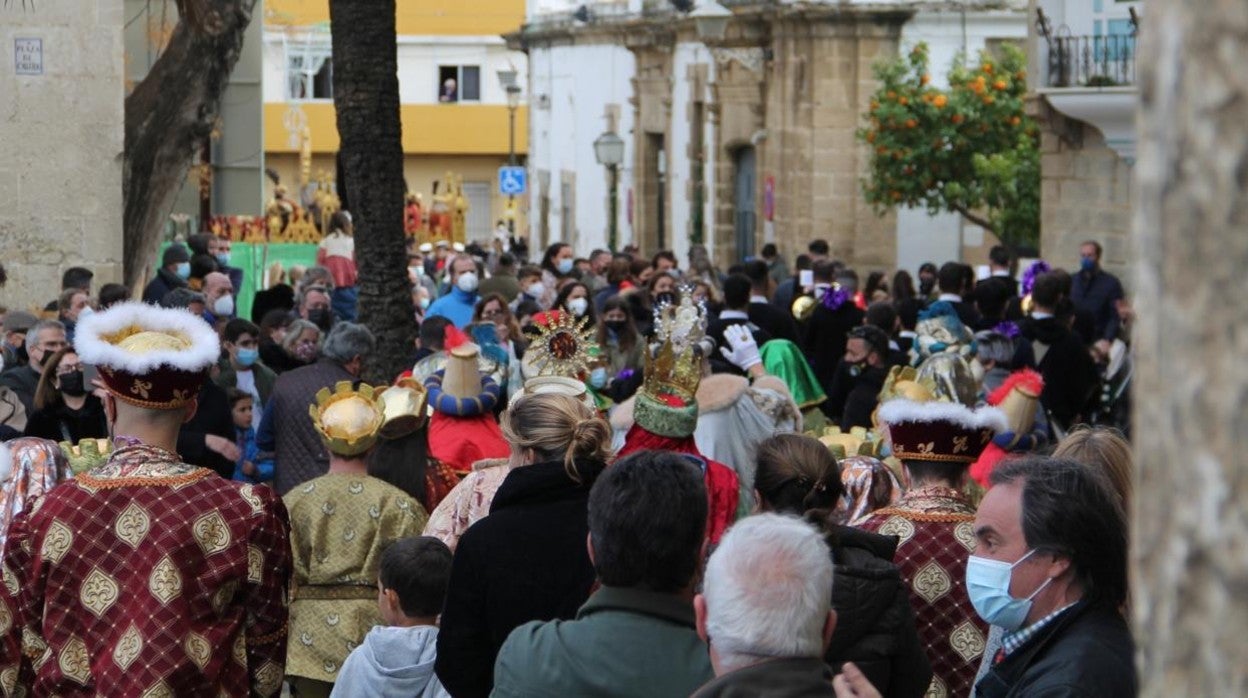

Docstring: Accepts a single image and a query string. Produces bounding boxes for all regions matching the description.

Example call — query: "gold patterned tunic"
[283,473,428,683]
[0,444,292,697]
[856,486,988,698]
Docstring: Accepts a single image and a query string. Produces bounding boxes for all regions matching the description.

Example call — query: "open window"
[437,65,481,103]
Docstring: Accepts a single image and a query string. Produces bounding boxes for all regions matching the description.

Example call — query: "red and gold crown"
[635,289,707,438]
[75,302,220,409]
[876,399,1007,464]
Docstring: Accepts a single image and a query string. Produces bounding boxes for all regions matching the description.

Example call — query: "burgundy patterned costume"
[1,444,292,696]
[857,486,987,698]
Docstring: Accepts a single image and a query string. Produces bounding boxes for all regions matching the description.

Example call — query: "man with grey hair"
[259,321,376,494]
[0,318,67,416]
[692,514,838,696]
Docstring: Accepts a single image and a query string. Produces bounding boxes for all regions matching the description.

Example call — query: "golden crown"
[309,381,384,456]
[525,311,598,378]
[642,288,708,403]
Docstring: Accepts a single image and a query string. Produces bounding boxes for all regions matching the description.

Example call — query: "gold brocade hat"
[378,377,429,440]
[523,311,597,379]
[58,438,113,475]
[74,302,220,409]
[819,426,882,459]
[309,382,385,456]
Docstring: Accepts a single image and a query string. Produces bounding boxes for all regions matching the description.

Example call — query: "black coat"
[825,526,931,698]
[1020,316,1098,430]
[177,380,235,478]
[975,599,1135,698]
[823,361,888,429]
[707,315,773,376]
[25,395,108,443]
[749,301,800,344]
[803,302,866,394]
[141,267,188,305]
[436,458,606,698]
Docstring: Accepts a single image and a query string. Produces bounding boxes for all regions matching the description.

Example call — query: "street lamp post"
[593,130,626,253]
[499,70,522,234]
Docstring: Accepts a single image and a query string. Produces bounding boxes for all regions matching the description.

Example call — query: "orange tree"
[857,42,1039,249]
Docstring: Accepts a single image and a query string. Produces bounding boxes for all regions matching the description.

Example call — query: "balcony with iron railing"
[1035,10,1140,161]
[1045,32,1136,88]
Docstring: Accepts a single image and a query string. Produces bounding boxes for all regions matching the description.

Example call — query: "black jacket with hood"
[825,525,932,698]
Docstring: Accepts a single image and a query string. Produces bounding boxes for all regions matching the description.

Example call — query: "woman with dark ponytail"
[435,392,612,698]
[752,434,932,698]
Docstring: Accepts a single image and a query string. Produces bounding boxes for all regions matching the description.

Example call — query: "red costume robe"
[0,445,292,697]
[617,424,739,544]
[856,486,988,698]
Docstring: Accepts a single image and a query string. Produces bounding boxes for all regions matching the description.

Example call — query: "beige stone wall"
[1034,100,1133,283]
[0,1,125,314]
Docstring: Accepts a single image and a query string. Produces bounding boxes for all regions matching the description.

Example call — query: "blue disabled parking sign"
[499,166,526,196]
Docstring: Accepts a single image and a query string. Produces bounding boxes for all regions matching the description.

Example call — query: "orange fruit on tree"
[1009,116,1021,127]
[921,74,931,86]
[982,63,993,74]
[905,118,917,129]
[994,79,1008,91]
[899,96,909,106]
[952,114,964,124]
[933,94,948,108]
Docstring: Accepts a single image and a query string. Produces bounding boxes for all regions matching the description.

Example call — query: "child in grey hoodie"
[330,537,454,698]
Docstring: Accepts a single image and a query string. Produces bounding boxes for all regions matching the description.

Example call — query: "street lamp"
[498,70,522,234]
[690,0,733,42]
[593,130,626,252]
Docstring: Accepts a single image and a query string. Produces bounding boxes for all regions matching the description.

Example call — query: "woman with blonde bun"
[435,393,613,698]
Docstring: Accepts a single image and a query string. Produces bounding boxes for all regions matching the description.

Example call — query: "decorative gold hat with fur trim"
[75,302,220,409]
[877,399,1006,464]
[309,381,384,456]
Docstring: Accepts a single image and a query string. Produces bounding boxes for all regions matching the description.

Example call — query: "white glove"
[720,324,762,371]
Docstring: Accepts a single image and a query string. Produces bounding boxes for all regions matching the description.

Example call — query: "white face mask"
[566,297,589,317]
[527,282,545,299]
[456,272,479,293]
[408,265,424,280]
[214,294,235,317]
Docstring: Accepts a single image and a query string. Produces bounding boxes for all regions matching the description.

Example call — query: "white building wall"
[894,9,1028,274]
[667,42,719,263]
[527,41,634,255]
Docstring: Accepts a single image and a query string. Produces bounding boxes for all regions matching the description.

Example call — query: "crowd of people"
[0,226,1138,697]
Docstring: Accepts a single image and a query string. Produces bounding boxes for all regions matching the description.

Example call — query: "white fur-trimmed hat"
[877,398,1007,464]
[75,302,220,408]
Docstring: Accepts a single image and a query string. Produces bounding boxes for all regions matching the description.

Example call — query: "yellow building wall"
[268,153,528,239]
[265,103,528,156]
[266,0,524,37]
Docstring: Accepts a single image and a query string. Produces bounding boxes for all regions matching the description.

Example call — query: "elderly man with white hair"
[692,514,839,696]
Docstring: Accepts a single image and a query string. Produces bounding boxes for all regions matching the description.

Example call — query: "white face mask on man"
[456,272,479,293]
[213,294,235,317]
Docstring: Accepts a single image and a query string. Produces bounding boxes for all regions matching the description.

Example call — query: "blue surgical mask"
[236,347,259,367]
[589,367,608,389]
[1079,257,1096,273]
[965,550,1053,632]
[176,262,191,280]
[556,258,574,275]
[216,252,231,267]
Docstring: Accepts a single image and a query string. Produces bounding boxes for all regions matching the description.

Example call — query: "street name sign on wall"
[15,38,43,76]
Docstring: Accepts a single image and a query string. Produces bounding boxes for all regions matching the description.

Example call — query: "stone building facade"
[1028,0,1140,279]
[0,1,125,313]
[514,1,1026,272]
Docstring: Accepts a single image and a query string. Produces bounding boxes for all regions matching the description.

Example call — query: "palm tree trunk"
[1133,1,1248,695]
[329,0,414,384]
